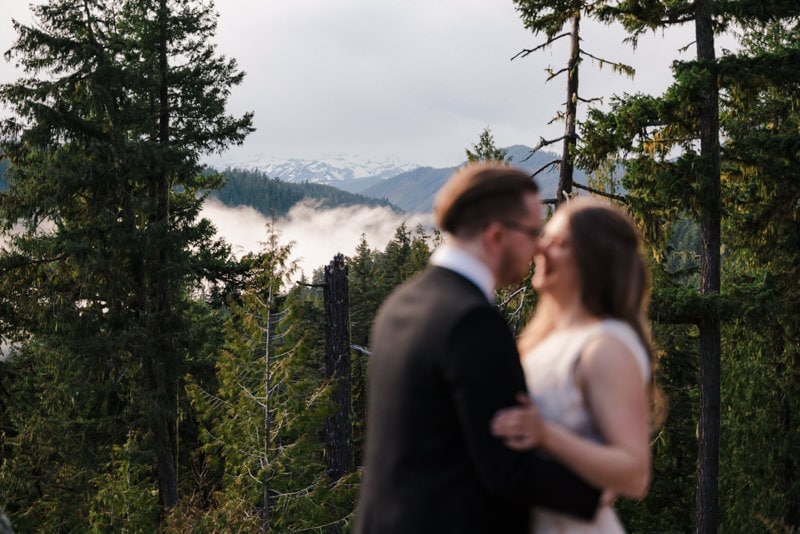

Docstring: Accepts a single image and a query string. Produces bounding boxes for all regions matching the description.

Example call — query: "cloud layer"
[200,198,432,280]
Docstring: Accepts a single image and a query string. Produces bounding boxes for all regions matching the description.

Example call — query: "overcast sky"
[0,1,737,277]
[0,0,729,169]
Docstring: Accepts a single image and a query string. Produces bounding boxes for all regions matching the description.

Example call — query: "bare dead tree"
[322,254,354,534]
[513,7,633,206]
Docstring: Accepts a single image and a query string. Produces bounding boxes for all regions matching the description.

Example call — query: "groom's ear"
[482,221,506,253]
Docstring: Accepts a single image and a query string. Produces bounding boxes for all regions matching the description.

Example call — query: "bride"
[491,197,665,533]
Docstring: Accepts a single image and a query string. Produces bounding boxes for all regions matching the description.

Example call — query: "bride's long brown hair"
[518,196,667,429]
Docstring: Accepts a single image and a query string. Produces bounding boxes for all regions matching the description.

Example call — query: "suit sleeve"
[443,307,601,520]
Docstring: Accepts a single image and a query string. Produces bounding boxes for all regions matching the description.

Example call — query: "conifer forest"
[0,0,799,532]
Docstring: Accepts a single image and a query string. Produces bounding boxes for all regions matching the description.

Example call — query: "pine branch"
[497,285,527,309]
[531,159,561,179]
[350,344,371,356]
[572,181,627,202]
[527,135,568,159]
[547,111,567,125]
[292,511,354,533]
[511,32,571,61]
[546,66,570,81]
[578,48,635,78]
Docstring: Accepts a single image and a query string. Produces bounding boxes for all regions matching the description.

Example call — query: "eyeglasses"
[499,220,542,239]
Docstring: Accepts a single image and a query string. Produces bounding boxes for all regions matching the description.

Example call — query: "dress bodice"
[520,319,650,534]
[521,319,650,438]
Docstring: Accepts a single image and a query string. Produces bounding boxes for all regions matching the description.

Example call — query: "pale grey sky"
[0,1,741,278]
[1,0,724,168]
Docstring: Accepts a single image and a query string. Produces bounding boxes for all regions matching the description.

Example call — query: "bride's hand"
[490,392,544,451]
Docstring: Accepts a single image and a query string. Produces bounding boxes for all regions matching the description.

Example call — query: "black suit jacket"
[354,266,600,534]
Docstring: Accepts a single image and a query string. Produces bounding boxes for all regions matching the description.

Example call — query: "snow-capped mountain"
[209,153,418,185]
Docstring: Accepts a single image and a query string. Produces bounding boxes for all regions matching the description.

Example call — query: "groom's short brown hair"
[434,161,539,237]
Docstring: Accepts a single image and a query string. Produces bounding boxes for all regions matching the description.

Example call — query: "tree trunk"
[262,287,273,534]
[151,394,179,510]
[776,333,798,526]
[151,0,179,510]
[694,0,721,531]
[323,254,354,481]
[323,254,353,534]
[557,14,580,206]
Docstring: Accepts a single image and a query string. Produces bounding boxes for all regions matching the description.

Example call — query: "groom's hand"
[490,392,543,451]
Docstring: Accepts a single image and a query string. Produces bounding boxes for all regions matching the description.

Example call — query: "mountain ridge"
[210,153,416,185]
[211,145,586,213]
[354,145,584,212]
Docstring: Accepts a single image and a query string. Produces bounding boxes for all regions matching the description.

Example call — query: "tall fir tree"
[0,0,253,524]
[717,19,800,530]
[347,226,436,467]
[347,235,382,464]
[578,1,800,530]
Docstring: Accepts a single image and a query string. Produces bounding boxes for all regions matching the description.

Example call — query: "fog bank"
[200,198,432,280]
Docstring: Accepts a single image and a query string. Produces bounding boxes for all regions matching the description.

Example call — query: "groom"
[354,162,600,533]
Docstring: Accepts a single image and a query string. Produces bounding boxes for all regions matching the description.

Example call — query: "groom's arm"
[516,451,602,519]
[444,308,601,519]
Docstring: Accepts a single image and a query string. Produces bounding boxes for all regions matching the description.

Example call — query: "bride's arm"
[491,334,650,499]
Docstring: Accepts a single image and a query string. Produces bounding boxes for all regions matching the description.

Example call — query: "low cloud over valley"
[201,198,432,281]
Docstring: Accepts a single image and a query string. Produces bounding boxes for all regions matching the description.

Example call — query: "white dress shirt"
[429,243,496,303]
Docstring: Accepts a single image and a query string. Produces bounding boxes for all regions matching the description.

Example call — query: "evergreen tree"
[717,19,800,530]
[512,0,634,205]
[347,235,381,464]
[0,0,252,522]
[187,226,358,532]
[377,223,414,291]
[578,2,800,529]
[466,127,510,163]
[348,226,436,466]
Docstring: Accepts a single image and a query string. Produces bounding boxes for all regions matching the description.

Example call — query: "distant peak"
[209,153,417,184]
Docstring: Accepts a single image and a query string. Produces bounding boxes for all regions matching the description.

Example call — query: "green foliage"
[594,0,695,40]
[0,343,109,531]
[719,307,800,531]
[0,0,251,523]
[716,19,800,529]
[466,127,510,163]
[579,7,800,531]
[347,224,438,465]
[89,432,162,532]
[618,323,699,533]
[185,224,360,531]
[382,224,410,284]
[515,0,599,39]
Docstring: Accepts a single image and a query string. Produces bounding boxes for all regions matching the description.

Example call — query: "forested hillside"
[212,167,400,216]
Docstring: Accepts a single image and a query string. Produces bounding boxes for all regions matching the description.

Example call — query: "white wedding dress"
[521,319,650,534]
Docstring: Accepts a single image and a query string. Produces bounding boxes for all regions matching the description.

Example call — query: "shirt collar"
[430,243,496,303]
